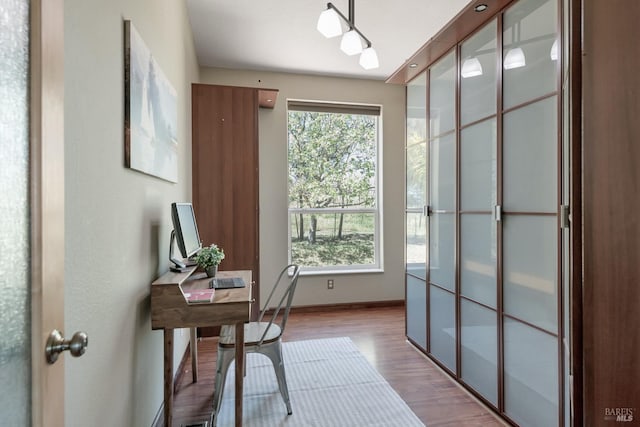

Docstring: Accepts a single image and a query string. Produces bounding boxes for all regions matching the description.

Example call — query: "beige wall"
[199,68,406,307]
[64,0,199,425]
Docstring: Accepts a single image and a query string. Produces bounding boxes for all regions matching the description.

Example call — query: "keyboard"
[209,277,246,290]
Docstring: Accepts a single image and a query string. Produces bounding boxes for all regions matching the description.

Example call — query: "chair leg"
[211,347,235,427]
[262,341,292,415]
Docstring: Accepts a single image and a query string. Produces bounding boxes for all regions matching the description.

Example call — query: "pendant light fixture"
[317,0,379,70]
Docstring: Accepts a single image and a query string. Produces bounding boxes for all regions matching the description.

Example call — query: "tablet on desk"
[209,277,246,290]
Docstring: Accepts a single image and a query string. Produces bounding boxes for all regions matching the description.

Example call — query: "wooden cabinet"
[191,84,263,320]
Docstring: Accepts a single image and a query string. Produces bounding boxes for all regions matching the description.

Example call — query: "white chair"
[211,264,301,426]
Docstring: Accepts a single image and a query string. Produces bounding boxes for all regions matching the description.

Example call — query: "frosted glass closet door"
[428,51,457,372]
[502,0,559,425]
[406,72,428,348]
[458,20,499,405]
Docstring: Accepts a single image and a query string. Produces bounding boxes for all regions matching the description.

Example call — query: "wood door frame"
[30,0,65,426]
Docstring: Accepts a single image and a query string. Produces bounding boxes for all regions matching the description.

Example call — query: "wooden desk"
[151,268,252,427]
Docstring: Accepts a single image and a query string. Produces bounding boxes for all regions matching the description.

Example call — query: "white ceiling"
[186,0,472,81]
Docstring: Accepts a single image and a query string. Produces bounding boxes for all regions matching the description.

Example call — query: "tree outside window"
[287,101,381,272]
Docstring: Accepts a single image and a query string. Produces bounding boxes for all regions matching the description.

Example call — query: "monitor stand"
[169,230,191,272]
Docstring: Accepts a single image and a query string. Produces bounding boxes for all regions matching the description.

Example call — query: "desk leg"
[190,327,198,382]
[234,322,244,427]
[164,328,174,427]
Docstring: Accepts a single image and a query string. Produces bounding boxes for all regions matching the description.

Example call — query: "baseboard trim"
[282,300,404,314]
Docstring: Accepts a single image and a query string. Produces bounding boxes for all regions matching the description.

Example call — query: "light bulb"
[317,8,342,38]
[461,57,483,78]
[504,47,526,70]
[359,47,379,70]
[340,30,363,56]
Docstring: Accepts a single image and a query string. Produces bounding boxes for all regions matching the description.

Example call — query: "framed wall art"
[124,20,178,182]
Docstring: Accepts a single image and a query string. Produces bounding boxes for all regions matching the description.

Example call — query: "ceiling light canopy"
[317,1,378,70]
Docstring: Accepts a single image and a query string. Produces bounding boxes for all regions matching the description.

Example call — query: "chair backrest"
[256,264,300,346]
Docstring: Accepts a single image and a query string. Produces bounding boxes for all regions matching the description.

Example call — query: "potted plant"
[195,243,225,277]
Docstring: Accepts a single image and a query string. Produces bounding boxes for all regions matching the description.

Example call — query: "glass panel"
[503,97,557,212]
[289,213,375,268]
[461,20,497,126]
[407,73,427,210]
[504,319,559,427]
[287,110,378,210]
[407,275,427,350]
[429,214,454,291]
[429,133,455,211]
[0,0,31,424]
[406,143,426,210]
[504,215,557,332]
[429,51,456,137]
[460,214,496,308]
[460,118,497,211]
[406,212,427,280]
[430,286,456,372]
[461,300,498,405]
[503,0,558,109]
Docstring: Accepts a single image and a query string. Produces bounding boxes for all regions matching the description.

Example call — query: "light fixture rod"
[349,0,354,26]
[326,2,372,48]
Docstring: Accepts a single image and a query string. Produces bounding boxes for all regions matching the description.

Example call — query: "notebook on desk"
[184,288,215,304]
[209,276,246,290]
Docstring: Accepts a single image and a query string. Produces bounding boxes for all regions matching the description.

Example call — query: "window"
[287,100,382,274]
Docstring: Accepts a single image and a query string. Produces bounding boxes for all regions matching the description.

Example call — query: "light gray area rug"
[215,337,425,427]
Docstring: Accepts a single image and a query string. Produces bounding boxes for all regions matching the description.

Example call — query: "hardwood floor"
[171,305,507,427]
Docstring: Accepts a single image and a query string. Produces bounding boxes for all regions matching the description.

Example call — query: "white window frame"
[286,100,384,275]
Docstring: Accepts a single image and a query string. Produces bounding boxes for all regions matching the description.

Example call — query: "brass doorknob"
[45,329,88,364]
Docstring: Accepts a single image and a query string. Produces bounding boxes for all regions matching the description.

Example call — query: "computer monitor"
[169,202,202,271]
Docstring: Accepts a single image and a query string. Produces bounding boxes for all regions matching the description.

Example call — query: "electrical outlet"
[327,279,334,289]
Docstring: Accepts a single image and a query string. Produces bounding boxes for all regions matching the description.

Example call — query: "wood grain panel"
[151,269,252,330]
[258,89,278,109]
[192,84,260,322]
[386,0,517,84]
[568,0,583,424]
[582,0,640,423]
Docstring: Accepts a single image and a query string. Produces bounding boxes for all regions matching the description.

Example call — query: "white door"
[0,1,74,425]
